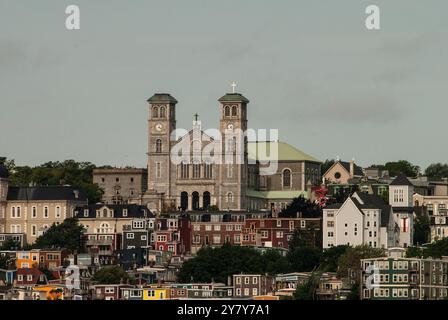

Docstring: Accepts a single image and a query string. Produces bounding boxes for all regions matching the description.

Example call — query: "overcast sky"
[1,0,447,169]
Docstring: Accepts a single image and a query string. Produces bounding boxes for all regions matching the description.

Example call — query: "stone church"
[137,90,322,213]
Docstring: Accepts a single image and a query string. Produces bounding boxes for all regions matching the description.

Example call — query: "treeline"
[322,159,448,180]
[2,159,113,203]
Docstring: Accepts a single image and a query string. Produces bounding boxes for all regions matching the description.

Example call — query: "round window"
[334,172,341,179]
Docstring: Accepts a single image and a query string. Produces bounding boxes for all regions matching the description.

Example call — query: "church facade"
[139,91,322,213]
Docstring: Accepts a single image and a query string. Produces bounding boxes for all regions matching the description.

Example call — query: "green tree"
[383,160,419,177]
[413,215,430,245]
[320,245,349,272]
[321,159,335,175]
[293,271,321,300]
[423,238,448,258]
[92,266,129,284]
[33,218,84,252]
[405,246,423,258]
[0,254,14,269]
[261,249,290,275]
[347,282,360,300]
[0,238,21,251]
[287,247,322,272]
[337,245,386,279]
[425,163,448,180]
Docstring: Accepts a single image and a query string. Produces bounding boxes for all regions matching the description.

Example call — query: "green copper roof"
[247,141,321,163]
[147,93,178,103]
[246,189,308,199]
[218,93,249,103]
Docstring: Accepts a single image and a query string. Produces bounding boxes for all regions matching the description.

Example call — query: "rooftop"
[247,141,321,163]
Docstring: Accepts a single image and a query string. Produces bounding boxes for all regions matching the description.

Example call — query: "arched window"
[283,169,291,187]
[152,106,159,118]
[160,106,166,118]
[224,105,231,117]
[156,139,162,153]
[231,105,238,116]
[99,222,110,234]
[227,192,234,203]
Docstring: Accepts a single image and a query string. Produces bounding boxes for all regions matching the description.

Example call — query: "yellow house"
[143,288,170,300]
[32,286,64,300]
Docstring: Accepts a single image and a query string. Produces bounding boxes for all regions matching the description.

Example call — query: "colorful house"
[143,287,170,300]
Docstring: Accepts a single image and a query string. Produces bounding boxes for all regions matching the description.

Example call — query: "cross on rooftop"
[194,113,199,121]
[231,81,237,93]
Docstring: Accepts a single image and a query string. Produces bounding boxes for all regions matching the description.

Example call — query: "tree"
[0,254,14,269]
[337,245,386,279]
[320,245,349,272]
[92,266,128,284]
[347,282,360,300]
[279,196,322,218]
[321,159,335,176]
[405,246,423,258]
[293,271,321,300]
[33,218,84,252]
[413,215,430,245]
[261,249,291,275]
[424,163,448,180]
[287,247,322,272]
[422,238,448,258]
[0,238,21,251]
[383,160,419,177]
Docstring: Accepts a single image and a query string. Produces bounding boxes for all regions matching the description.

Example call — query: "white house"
[323,192,396,249]
[389,174,414,248]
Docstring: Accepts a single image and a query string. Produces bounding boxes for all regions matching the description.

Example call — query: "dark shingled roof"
[339,161,364,176]
[354,192,392,227]
[218,93,249,103]
[7,186,87,201]
[0,164,9,178]
[74,204,153,219]
[147,93,178,104]
[390,173,414,186]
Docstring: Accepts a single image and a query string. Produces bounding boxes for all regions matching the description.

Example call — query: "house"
[274,272,312,297]
[241,216,322,249]
[361,256,448,300]
[16,250,40,269]
[323,159,364,185]
[413,193,448,242]
[93,168,147,205]
[5,186,87,244]
[0,233,26,249]
[15,268,48,288]
[389,174,414,248]
[232,274,274,298]
[142,286,171,300]
[91,284,132,300]
[323,192,396,249]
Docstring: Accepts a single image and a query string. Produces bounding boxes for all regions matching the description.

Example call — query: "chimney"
[349,158,355,177]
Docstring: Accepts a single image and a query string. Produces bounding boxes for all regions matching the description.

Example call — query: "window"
[227,164,233,178]
[160,106,166,118]
[180,163,189,179]
[55,206,61,219]
[276,231,284,238]
[43,206,49,218]
[123,209,128,217]
[31,207,37,218]
[327,221,334,228]
[156,139,162,153]
[244,277,250,284]
[226,192,234,203]
[156,162,162,179]
[231,105,238,116]
[152,106,159,118]
[204,164,213,179]
[282,169,291,187]
[236,277,241,285]
[31,225,37,236]
[253,277,258,284]
[224,105,230,117]
[300,220,306,228]
[126,233,135,239]
[11,207,15,218]
[193,163,201,179]
[252,288,258,296]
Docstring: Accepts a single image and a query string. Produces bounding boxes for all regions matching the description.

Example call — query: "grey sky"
[1,0,447,170]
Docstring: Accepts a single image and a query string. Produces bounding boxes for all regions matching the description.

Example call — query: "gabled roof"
[390,174,414,186]
[353,192,392,227]
[7,186,87,201]
[247,141,321,163]
[323,160,364,178]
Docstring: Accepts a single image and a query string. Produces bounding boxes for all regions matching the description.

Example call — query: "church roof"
[247,141,321,163]
[246,189,308,200]
[218,93,249,103]
[147,93,178,104]
[390,173,414,186]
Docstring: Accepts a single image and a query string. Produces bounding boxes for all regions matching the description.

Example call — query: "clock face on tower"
[154,123,164,133]
[227,123,234,130]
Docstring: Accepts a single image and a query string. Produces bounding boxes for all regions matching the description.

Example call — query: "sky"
[0,0,447,170]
